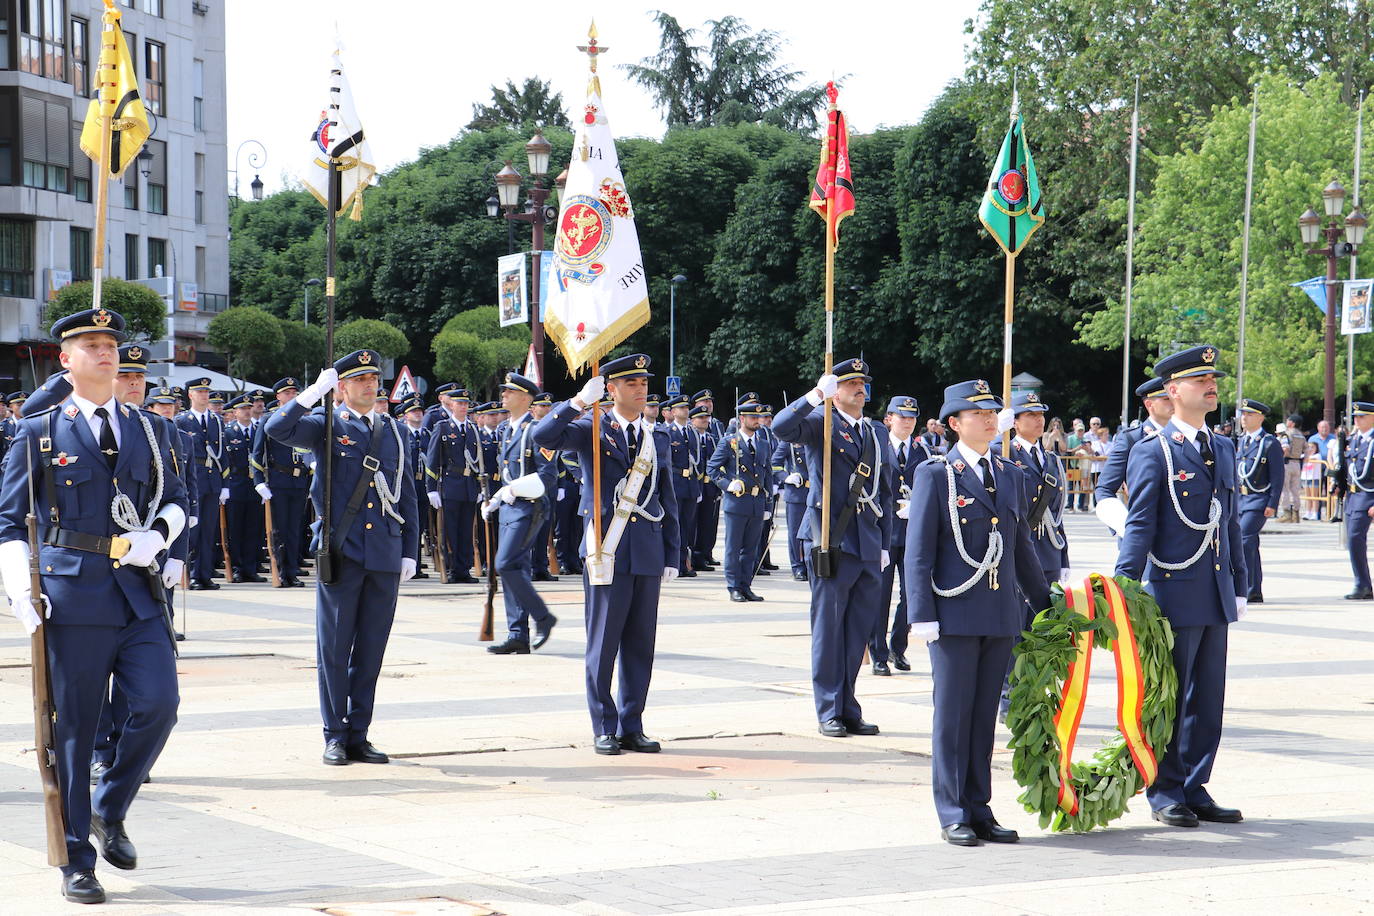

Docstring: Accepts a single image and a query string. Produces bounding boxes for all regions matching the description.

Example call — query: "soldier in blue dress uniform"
[1115,345,1247,828]
[867,395,931,675]
[752,403,780,575]
[1342,401,1374,599]
[773,358,894,738]
[905,379,1049,846]
[221,395,264,582]
[265,350,420,767]
[424,386,483,585]
[1095,377,1175,534]
[771,430,811,582]
[554,447,584,575]
[707,398,772,602]
[1008,391,1069,583]
[529,392,560,581]
[0,308,188,904]
[664,396,700,576]
[250,378,310,588]
[1235,398,1285,602]
[421,383,457,432]
[533,354,680,755]
[484,373,559,654]
[691,389,723,570]
[175,377,229,589]
[1,390,27,456]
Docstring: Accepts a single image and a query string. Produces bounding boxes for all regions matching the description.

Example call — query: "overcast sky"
[225,1,985,195]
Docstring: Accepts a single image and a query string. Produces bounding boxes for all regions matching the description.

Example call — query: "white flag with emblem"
[543,24,649,375]
[301,46,375,221]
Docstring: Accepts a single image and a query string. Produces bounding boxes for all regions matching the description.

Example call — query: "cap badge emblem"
[974,380,990,394]
[128,347,142,360]
[358,351,373,364]
[93,309,111,327]
[1202,347,1215,364]
[634,355,647,369]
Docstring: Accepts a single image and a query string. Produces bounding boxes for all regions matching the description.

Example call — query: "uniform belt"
[1286,457,1301,462]
[43,528,131,559]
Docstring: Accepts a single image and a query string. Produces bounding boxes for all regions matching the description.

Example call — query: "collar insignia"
[1171,431,1185,443]
[64,405,79,418]
[839,431,852,442]
[1202,347,1215,364]
[953,459,966,472]
[337,435,355,446]
[610,421,620,431]
[54,452,76,466]
[1143,426,1159,438]
[974,379,990,394]
[340,410,351,421]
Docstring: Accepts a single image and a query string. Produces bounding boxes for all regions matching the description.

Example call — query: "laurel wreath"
[1006,575,1178,832]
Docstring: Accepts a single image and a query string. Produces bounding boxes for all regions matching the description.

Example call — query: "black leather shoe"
[532,614,557,650]
[617,733,661,753]
[890,651,911,671]
[818,718,848,737]
[678,569,697,577]
[533,570,556,582]
[412,570,429,579]
[762,561,779,570]
[322,739,349,766]
[744,588,765,602]
[972,819,1019,843]
[287,577,306,588]
[452,575,480,584]
[756,568,771,576]
[90,812,136,869]
[941,823,979,846]
[231,572,244,583]
[487,638,531,655]
[1152,804,1200,827]
[62,870,106,904]
[1345,588,1373,600]
[872,661,891,676]
[729,589,749,602]
[841,718,879,736]
[594,735,621,755]
[242,573,266,583]
[345,742,389,764]
[792,570,808,581]
[174,632,186,641]
[1246,591,1264,603]
[1192,802,1243,823]
[90,760,110,785]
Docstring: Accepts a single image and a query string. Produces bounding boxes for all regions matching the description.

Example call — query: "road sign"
[390,365,418,403]
[524,344,542,388]
[666,375,682,397]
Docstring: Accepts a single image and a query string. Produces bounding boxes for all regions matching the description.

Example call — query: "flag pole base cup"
[810,546,835,580]
[586,553,614,586]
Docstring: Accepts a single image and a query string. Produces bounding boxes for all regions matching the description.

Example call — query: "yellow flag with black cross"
[78,1,150,178]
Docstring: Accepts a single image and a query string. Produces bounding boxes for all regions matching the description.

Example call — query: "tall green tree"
[625,12,828,131]
[467,77,570,131]
[46,279,167,342]
[207,306,284,382]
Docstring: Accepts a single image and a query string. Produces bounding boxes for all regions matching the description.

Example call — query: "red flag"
[808,82,855,247]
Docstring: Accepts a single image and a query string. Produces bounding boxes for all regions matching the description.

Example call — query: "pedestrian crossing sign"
[390,365,417,403]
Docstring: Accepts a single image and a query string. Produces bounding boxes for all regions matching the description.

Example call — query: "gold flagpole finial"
[578,20,608,73]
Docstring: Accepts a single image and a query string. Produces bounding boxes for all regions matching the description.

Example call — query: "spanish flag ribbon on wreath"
[543,22,650,375]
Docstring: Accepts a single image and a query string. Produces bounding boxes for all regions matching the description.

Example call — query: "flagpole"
[1001,252,1015,457]
[1348,92,1363,427]
[819,206,836,560]
[591,359,603,564]
[319,159,338,584]
[90,11,117,306]
[1236,87,1258,417]
[1120,77,1140,429]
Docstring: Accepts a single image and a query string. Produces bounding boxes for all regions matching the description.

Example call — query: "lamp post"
[1299,179,1367,426]
[669,274,687,378]
[487,132,562,385]
[303,277,323,325]
[231,139,267,203]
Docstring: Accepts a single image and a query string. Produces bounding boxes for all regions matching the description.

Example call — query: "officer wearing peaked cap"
[867,395,931,674]
[1235,398,1284,602]
[1095,377,1175,535]
[690,389,722,570]
[425,386,483,585]
[664,395,700,575]
[1115,345,1247,828]
[484,372,559,654]
[422,383,457,432]
[176,376,229,589]
[1007,390,1069,584]
[266,349,420,767]
[773,357,894,739]
[0,307,188,903]
[533,354,680,755]
[771,416,811,582]
[1343,400,1374,599]
[752,402,781,574]
[905,379,1049,846]
[529,392,559,581]
[251,377,310,587]
[707,399,772,602]
[222,395,263,583]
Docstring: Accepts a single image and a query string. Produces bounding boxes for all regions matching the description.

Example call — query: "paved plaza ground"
[2,513,1372,914]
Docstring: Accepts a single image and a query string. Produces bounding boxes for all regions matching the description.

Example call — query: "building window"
[71,123,91,201]
[195,246,206,287]
[19,0,43,75]
[18,0,66,79]
[0,219,35,298]
[70,227,91,282]
[71,17,88,96]
[0,143,11,186]
[144,41,164,116]
[124,233,138,280]
[21,98,71,192]
[193,59,204,131]
[147,237,166,277]
[148,184,165,214]
[1,8,12,70]
[194,152,205,223]
[194,191,203,223]
[144,139,166,214]
[124,179,137,210]
[124,0,163,15]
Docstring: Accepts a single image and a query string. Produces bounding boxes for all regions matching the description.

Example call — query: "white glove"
[189,515,198,529]
[557,489,565,501]
[298,367,339,408]
[219,488,230,504]
[575,375,606,408]
[661,566,678,585]
[1060,567,1073,584]
[763,511,772,521]
[427,491,442,509]
[785,472,803,486]
[896,499,910,519]
[1095,496,1129,536]
[401,557,417,581]
[806,374,839,406]
[161,557,185,589]
[880,549,890,571]
[256,483,273,503]
[121,530,167,568]
[696,494,703,503]
[996,407,1016,434]
[495,486,516,505]
[912,621,940,643]
[1235,596,1248,621]
[0,540,46,633]
[480,499,499,520]
[727,479,746,496]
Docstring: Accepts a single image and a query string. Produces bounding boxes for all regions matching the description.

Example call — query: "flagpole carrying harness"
[588,424,659,586]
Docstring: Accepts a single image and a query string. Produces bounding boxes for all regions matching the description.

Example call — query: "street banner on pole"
[1342,278,1373,334]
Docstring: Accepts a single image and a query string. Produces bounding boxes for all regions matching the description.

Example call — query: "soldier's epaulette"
[20,404,61,421]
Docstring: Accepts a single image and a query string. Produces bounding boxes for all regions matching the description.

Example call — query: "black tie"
[200,413,207,434]
[627,423,640,454]
[1031,446,1044,473]
[95,407,117,469]
[1197,431,1215,467]
[982,457,996,496]
[747,436,756,461]
[898,442,907,467]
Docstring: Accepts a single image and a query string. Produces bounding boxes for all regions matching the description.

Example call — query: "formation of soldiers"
[5,309,1370,903]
